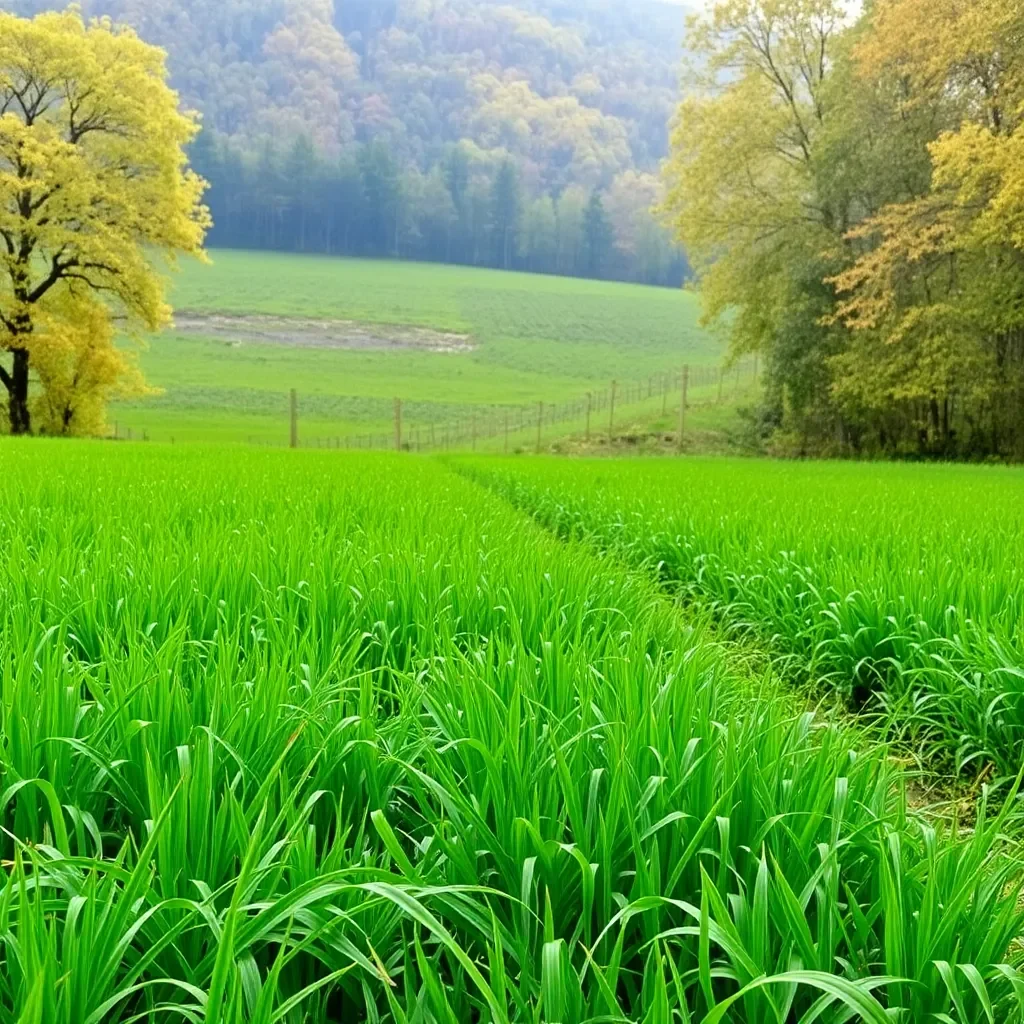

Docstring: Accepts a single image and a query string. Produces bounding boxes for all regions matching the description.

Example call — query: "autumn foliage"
[0,8,209,436]
[666,0,1024,459]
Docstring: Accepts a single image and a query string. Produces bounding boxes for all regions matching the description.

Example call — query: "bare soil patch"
[172,312,474,353]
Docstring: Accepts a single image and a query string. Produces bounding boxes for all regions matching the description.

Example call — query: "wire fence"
[106,359,758,449]
[285,359,758,453]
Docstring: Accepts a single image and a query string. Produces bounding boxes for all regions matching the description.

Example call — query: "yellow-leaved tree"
[0,7,209,437]
[662,0,1024,457]
[830,0,1024,454]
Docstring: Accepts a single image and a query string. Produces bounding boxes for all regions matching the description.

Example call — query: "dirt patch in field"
[171,312,474,353]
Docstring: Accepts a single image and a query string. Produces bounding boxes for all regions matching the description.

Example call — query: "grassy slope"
[114,251,722,443]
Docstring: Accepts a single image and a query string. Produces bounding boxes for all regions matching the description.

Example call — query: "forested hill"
[11,0,693,285]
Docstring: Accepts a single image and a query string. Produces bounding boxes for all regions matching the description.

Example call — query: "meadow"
[461,457,1024,775]
[113,252,720,444]
[1,441,1024,1022]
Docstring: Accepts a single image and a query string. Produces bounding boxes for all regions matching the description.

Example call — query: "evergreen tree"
[358,140,401,256]
[331,155,365,254]
[583,191,614,279]
[520,197,558,274]
[184,129,686,287]
[491,159,522,271]
[283,135,318,252]
[443,143,472,262]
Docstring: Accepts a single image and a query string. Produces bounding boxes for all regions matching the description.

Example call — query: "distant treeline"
[192,133,689,286]
[11,0,691,285]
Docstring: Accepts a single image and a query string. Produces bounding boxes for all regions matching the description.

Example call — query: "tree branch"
[29,184,62,214]
[27,253,78,304]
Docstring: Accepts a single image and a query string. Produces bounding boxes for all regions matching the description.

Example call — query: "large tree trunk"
[8,348,31,436]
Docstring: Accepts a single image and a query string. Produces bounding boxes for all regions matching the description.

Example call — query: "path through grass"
[460,456,1024,776]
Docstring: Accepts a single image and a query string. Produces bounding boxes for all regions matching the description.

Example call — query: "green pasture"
[113,251,720,443]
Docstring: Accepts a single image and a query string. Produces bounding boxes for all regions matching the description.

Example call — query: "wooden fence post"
[585,392,592,441]
[394,398,402,451]
[536,401,543,454]
[608,380,617,442]
[289,389,298,448]
[678,365,689,453]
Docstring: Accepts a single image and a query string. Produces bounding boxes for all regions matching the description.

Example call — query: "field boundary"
[265,359,758,453]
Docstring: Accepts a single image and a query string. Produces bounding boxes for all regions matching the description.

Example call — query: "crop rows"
[0,446,1022,1022]
[461,457,1024,776]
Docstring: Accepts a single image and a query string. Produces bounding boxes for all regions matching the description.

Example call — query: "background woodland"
[8,0,691,285]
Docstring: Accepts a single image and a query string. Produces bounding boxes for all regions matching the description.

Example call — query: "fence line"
[107,360,756,448]
[282,359,757,453]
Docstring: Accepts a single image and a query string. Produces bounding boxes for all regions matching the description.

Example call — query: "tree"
[556,185,588,275]
[357,140,401,255]
[520,196,558,273]
[830,0,1024,455]
[443,143,472,262]
[394,166,422,257]
[664,0,848,355]
[605,170,680,284]
[663,0,935,451]
[663,0,1024,457]
[283,135,319,252]
[491,159,522,270]
[583,191,613,278]
[330,155,364,253]
[260,0,358,153]
[443,143,471,214]
[417,167,458,261]
[0,9,209,436]
[466,176,492,266]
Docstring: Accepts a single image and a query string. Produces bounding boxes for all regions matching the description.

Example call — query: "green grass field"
[462,457,1024,774]
[112,252,720,444]
[3,441,1024,1022]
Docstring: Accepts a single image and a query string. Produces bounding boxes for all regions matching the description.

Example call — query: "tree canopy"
[0,8,208,436]
[10,0,689,285]
[665,0,1024,459]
